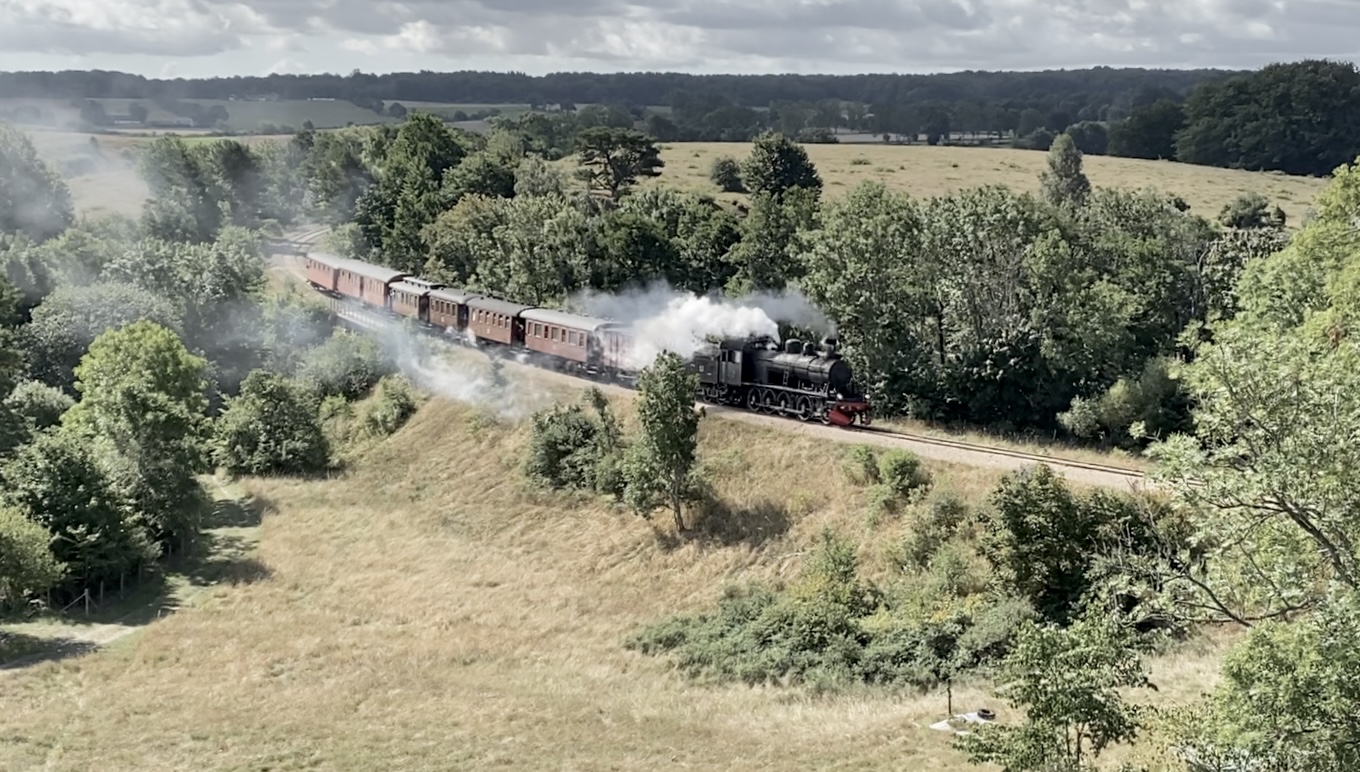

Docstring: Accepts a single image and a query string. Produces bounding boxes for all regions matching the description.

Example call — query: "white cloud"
[0,0,1355,74]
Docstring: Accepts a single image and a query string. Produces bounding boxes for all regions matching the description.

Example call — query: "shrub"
[878,448,931,497]
[361,374,418,437]
[843,444,880,485]
[213,369,330,475]
[296,329,394,401]
[628,529,1029,691]
[708,156,745,193]
[524,388,624,495]
[5,379,73,435]
[895,491,971,571]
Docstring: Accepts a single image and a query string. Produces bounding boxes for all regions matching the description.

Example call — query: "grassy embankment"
[0,351,1236,771]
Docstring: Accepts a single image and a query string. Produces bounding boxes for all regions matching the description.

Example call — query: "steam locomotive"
[304,251,873,427]
[692,335,871,425]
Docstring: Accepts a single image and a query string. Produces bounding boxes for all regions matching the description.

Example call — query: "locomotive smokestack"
[821,336,838,357]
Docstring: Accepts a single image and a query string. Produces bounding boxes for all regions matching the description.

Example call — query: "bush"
[213,369,330,476]
[628,529,1030,691]
[878,448,931,497]
[524,388,624,496]
[296,329,394,401]
[5,379,73,435]
[843,444,880,485]
[361,374,418,437]
[709,156,746,193]
[894,490,971,571]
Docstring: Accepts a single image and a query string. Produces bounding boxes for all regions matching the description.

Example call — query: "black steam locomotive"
[690,335,872,426]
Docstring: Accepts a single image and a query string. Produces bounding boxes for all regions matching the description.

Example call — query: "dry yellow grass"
[0,369,1230,771]
[645,142,1329,227]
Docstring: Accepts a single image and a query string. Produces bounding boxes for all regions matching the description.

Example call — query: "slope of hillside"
[0,381,1233,771]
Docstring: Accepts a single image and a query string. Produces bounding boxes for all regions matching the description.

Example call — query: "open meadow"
[645,142,1331,227]
[0,351,1237,771]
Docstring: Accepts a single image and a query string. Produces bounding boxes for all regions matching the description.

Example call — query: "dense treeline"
[0,66,1226,112]
[8,60,1360,174]
[283,114,1287,442]
[0,123,416,612]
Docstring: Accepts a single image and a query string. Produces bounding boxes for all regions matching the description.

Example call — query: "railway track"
[325,300,1150,490]
[854,425,1146,481]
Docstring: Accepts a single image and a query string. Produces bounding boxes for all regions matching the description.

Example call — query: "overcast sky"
[0,0,1356,78]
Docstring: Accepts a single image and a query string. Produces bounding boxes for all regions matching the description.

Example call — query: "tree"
[0,505,65,608]
[20,281,183,392]
[2,430,154,597]
[137,135,224,243]
[741,131,822,199]
[623,351,702,533]
[1040,133,1091,208]
[0,124,74,241]
[1165,587,1360,771]
[5,379,73,439]
[1176,59,1360,176]
[127,102,148,123]
[63,320,212,549]
[295,329,394,400]
[575,126,664,200]
[709,156,745,193]
[1064,121,1109,155]
[213,370,329,475]
[956,610,1153,771]
[1107,99,1186,160]
[354,113,469,272]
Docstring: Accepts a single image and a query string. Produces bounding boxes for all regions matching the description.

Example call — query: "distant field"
[644,142,1330,227]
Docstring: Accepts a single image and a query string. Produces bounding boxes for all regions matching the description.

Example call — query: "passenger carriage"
[519,308,613,371]
[390,277,445,320]
[465,296,531,346]
[427,287,481,334]
[335,260,409,309]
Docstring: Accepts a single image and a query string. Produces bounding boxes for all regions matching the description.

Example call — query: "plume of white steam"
[566,280,834,369]
[373,321,553,420]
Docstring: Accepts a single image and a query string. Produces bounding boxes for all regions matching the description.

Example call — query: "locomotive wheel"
[778,395,790,415]
[796,396,812,421]
[761,391,776,414]
[746,390,760,412]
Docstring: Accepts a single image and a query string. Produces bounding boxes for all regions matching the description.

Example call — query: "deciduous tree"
[741,131,821,199]
[623,351,702,533]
